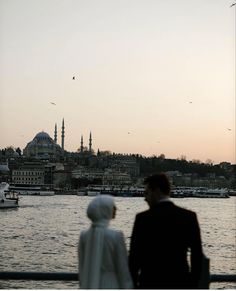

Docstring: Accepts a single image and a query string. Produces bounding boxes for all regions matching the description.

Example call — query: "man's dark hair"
[144,173,171,194]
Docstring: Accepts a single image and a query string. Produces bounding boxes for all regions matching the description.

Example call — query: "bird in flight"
[227,128,232,131]
[50,102,56,105]
[230,3,236,7]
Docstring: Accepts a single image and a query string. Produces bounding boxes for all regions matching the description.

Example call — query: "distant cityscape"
[0,119,235,190]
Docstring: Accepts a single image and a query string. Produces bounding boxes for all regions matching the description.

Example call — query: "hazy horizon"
[0,0,235,164]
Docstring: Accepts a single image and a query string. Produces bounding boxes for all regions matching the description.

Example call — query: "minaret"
[89,131,92,152]
[61,118,65,150]
[80,135,84,152]
[54,123,57,143]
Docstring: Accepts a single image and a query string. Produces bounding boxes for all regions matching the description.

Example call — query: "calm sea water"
[0,195,235,289]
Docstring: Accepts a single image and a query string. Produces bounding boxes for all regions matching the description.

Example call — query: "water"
[0,195,235,289]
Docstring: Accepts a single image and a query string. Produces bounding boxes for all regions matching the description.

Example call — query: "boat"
[101,185,144,197]
[55,189,78,195]
[85,185,145,197]
[37,190,55,196]
[194,188,230,198]
[171,187,230,198]
[77,188,87,196]
[0,182,19,209]
[228,189,236,196]
[87,185,102,196]
[9,184,55,196]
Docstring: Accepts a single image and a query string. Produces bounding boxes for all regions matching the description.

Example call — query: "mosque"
[23,119,93,159]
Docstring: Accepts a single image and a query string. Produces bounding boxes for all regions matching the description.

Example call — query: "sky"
[0,0,235,164]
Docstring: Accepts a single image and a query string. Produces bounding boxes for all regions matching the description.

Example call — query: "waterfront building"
[12,167,45,185]
[107,154,140,178]
[71,166,104,180]
[53,168,71,189]
[103,168,132,185]
[72,166,132,186]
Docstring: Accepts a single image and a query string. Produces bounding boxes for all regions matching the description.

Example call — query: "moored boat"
[9,184,55,196]
[171,186,230,198]
[87,185,102,196]
[88,185,145,197]
[195,188,229,198]
[77,188,87,196]
[0,182,19,209]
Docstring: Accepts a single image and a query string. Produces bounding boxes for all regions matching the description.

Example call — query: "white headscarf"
[80,195,115,289]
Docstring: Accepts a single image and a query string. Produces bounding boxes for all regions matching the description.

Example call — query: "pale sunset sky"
[0,0,235,164]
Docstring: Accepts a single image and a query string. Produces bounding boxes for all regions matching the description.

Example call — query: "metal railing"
[0,271,235,288]
[0,271,78,281]
[0,257,235,288]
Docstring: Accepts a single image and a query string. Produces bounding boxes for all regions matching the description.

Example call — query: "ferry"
[101,185,144,197]
[77,188,87,196]
[171,187,229,198]
[0,182,19,208]
[87,185,103,196]
[194,187,229,198]
[85,185,145,197]
[9,184,55,196]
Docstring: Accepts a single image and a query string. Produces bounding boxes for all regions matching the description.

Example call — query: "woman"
[78,195,133,289]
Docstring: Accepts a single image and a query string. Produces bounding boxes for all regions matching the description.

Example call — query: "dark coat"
[129,201,203,289]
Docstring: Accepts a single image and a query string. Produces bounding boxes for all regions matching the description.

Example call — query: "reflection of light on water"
[0,196,235,289]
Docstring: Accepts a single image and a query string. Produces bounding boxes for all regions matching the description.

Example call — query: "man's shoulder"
[173,203,197,220]
[135,203,197,219]
[174,203,196,214]
[135,209,151,220]
[140,203,196,218]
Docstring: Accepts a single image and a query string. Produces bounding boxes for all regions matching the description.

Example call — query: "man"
[129,173,203,289]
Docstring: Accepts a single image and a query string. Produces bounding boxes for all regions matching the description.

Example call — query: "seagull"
[50,102,56,105]
[227,128,232,131]
[230,3,236,7]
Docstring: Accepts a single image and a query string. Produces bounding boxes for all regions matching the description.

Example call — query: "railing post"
[198,254,210,289]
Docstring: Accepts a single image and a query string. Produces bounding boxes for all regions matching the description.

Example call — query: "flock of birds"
[49,74,233,134]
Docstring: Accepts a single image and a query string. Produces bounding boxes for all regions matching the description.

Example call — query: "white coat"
[78,195,133,289]
[79,228,133,289]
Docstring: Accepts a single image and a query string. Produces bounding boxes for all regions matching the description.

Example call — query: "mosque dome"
[23,131,63,159]
[32,131,54,145]
[35,131,52,141]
